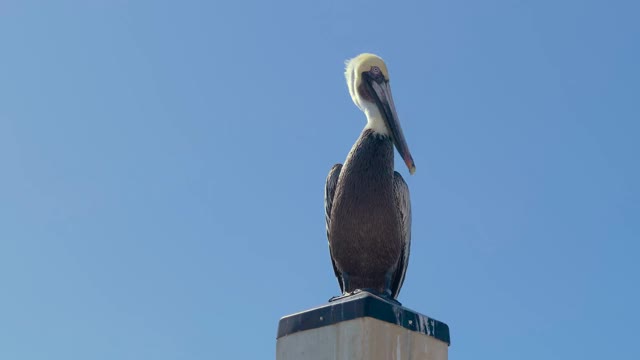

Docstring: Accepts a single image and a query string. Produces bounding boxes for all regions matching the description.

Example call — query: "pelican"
[324,53,415,301]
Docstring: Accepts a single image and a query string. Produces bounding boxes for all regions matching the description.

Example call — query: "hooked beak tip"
[405,157,416,175]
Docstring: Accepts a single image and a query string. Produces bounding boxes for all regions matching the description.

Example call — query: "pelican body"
[325,54,415,300]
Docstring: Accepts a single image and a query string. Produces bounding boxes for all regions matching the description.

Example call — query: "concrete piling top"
[277,291,450,345]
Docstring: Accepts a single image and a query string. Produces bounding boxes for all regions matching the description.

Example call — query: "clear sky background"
[1,0,638,359]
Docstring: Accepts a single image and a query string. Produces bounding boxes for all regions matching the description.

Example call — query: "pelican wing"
[390,171,412,298]
[324,164,343,293]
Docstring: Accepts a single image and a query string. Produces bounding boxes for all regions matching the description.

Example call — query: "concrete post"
[276,292,450,360]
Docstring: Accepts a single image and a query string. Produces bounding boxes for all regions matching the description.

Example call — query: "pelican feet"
[327,271,402,305]
[328,288,402,306]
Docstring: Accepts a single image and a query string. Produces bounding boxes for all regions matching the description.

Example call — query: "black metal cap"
[277,291,450,345]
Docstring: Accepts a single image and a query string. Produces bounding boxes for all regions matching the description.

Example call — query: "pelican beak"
[367,76,416,174]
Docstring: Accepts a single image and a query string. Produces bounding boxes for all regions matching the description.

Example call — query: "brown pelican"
[325,53,415,301]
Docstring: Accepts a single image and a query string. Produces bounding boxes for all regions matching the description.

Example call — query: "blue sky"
[1,0,638,359]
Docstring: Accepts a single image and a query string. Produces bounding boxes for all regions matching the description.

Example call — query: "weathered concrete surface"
[277,317,448,360]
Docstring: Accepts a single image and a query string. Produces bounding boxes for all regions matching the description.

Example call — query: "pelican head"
[345,53,416,174]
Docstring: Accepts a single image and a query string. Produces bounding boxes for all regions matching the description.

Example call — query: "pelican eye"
[368,65,385,83]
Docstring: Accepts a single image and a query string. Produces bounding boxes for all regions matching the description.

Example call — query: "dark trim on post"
[277,291,450,345]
